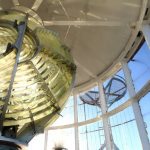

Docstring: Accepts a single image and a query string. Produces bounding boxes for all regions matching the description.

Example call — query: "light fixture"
[0,10,76,149]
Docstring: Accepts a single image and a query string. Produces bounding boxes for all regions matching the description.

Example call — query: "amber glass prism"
[0,10,76,131]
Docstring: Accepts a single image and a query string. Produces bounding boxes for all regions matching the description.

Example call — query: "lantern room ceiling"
[0,0,145,88]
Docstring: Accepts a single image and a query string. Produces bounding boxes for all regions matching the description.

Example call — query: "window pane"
[47,128,75,150]
[110,106,142,150]
[79,121,105,150]
[139,93,150,141]
[128,42,150,92]
[52,96,74,126]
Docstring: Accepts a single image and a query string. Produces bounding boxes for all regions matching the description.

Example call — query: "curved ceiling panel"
[0,0,145,88]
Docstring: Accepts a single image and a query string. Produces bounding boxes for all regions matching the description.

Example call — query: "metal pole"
[43,20,133,27]
[97,81,113,150]
[44,130,48,150]
[73,94,80,150]
[121,59,150,150]
[83,103,89,150]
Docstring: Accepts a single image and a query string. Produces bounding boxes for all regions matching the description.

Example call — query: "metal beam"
[44,20,134,27]
[73,94,80,150]
[44,130,48,150]
[98,81,113,150]
[121,59,150,150]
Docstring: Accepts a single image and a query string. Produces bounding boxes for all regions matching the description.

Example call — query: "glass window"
[47,128,75,150]
[79,121,104,150]
[28,133,45,150]
[139,93,150,141]
[110,106,142,150]
[52,96,74,126]
[103,70,129,111]
[78,87,101,122]
[128,42,150,92]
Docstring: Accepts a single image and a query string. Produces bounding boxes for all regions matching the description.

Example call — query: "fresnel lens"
[0,10,76,150]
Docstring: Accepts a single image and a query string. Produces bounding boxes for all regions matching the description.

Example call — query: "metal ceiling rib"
[43,20,134,26]
[31,0,43,11]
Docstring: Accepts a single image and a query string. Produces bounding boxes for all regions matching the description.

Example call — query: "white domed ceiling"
[0,0,147,88]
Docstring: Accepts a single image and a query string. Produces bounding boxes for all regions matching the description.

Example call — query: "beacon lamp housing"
[0,10,76,149]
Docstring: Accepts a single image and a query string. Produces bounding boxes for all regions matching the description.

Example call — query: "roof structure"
[1,0,146,90]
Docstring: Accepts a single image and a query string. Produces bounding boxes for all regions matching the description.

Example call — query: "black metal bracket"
[0,15,28,133]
